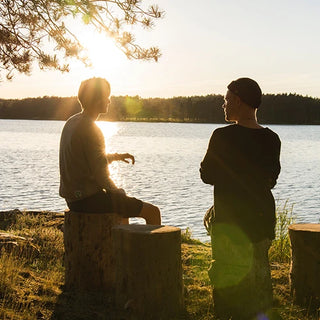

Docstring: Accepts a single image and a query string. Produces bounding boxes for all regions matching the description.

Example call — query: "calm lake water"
[0,119,319,241]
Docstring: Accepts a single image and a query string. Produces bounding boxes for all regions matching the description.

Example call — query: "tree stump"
[63,210,121,293]
[289,223,320,308]
[112,224,184,319]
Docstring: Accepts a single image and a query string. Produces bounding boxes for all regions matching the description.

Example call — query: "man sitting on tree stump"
[59,77,161,225]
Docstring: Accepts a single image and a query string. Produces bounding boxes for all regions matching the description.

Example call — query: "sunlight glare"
[96,121,123,187]
[96,121,119,138]
[77,28,126,76]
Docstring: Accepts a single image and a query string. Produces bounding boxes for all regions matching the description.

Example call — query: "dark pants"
[67,189,143,218]
[209,223,273,320]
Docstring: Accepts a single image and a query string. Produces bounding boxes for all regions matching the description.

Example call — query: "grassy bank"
[0,208,319,319]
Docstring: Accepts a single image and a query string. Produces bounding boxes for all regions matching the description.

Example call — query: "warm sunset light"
[96,121,119,144]
[96,121,124,186]
[2,1,320,100]
[2,1,320,319]
[78,29,125,76]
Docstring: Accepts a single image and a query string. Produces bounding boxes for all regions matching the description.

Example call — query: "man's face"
[222,90,240,122]
[97,95,111,114]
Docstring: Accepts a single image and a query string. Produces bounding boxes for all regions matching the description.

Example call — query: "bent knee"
[140,202,161,225]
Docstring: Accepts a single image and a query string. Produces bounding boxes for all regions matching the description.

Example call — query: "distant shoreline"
[1,93,320,125]
[1,118,320,125]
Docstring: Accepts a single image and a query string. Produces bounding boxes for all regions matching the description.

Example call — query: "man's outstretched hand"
[118,153,135,164]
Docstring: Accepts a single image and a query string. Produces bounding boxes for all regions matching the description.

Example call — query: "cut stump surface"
[113,224,184,319]
[289,223,320,308]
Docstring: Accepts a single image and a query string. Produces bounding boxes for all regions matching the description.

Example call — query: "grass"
[0,206,319,319]
[269,201,295,263]
[0,211,64,319]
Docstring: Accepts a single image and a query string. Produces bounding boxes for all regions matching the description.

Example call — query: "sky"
[1,0,320,99]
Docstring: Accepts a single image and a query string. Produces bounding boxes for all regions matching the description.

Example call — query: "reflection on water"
[0,120,320,241]
[96,121,119,145]
[96,121,124,186]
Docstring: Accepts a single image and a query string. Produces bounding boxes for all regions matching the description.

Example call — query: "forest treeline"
[0,93,319,124]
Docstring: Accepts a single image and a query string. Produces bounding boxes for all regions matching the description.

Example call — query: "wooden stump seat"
[112,224,184,319]
[63,210,121,292]
[289,223,320,308]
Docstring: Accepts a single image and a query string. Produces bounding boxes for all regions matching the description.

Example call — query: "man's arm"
[84,125,118,190]
[267,134,281,189]
[200,130,224,185]
[106,153,135,164]
[84,125,136,190]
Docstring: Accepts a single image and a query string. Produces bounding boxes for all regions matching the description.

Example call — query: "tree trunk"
[112,224,184,319]
[63,210,121,293]
[289,223,320,308]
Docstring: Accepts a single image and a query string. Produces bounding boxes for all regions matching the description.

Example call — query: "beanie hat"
[227,77,262,108]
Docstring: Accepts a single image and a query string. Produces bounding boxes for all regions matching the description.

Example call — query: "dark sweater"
[200,124,281,242]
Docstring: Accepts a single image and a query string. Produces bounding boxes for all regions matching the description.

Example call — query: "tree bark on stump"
[289,223,320,308]
[112,224,184,319]
[64,210,121,293]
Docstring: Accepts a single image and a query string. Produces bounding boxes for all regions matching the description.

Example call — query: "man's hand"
[107,153,135,164]
[118,153,135,164]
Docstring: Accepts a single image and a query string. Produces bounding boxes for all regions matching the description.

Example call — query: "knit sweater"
[59,112,116,202]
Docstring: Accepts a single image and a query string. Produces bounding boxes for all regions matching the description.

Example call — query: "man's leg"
[108,190,161,225]
[139,202,161,225]
[120,218,129,224]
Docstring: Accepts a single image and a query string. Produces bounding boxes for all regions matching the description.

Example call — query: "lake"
[0,119,319,241]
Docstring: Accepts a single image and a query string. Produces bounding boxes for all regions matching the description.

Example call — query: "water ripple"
[0,120,319,241]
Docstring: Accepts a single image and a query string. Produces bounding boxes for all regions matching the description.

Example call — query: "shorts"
[67,189,143,218]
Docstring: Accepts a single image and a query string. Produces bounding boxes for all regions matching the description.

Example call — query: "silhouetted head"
[78,77,111,113]
[227,77,262,109]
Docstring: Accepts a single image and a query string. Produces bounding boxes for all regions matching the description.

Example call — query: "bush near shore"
[0,208,319,320]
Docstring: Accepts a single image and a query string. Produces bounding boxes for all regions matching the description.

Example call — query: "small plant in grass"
[269,201,295,263]
[181,228,203,245]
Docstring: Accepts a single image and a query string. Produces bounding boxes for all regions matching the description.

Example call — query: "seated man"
[59,77,161,225]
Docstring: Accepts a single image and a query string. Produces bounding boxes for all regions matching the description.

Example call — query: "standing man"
[59,77,161,225]
[200,78,281,319]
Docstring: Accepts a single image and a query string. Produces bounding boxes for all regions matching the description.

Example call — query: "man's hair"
[227,77,262,109]
[78,77,111,110]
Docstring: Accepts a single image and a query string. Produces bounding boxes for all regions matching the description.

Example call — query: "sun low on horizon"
[73,27,128,80]
[65,22,153,98]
